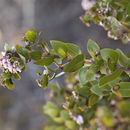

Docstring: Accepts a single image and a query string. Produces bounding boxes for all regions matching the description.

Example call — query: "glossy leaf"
[16,45,30,59]
[116,82,130,97]
[30,50,42,60]
[5,79,15,90]
[101,48,119,60]
[42,74,48,89]
[34,56,54,66]
[87,39,100,57]
[13,73,21,80]
[101,49,119,71]
[116,49,130,67]
[91,85,110,96]
[79,67,96,85]
[99,70,123,87]
[63,54,84,72]
[1,72,12,79]
[50,40,67,58]
[66,43,81,57]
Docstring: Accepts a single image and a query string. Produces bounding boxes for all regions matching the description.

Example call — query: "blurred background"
[0,0,130,130]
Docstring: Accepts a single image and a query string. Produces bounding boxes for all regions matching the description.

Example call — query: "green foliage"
[26,30,37,43]
[34,56,54,66]
[50,40,67,59]
[99,70,123,87]
[0,5,130,129]
[63,54,85,72]
[81,0,130,43]
[87,39,100,58]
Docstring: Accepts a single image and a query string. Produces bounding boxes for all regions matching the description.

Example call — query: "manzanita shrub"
[81,0,130,43]
[0,0,130,130]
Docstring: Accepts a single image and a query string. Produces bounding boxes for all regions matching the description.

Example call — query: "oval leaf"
[34,56,54,66]
[66,43,81,57]
[30,50,42,60]
[87,39,100,57]
[42,74,48,89]
[116,82,130,97]
[63,54,85,72]
[116,49,130,67]
[99,70,123,87]
[50,40,67,58]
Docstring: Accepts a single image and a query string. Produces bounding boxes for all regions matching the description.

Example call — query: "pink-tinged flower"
[16,67,21,73]
[75,115,84,125]
[8,65,13,73]
[81,0,96,11]
[25,41,29,45]
[12,46,15,52]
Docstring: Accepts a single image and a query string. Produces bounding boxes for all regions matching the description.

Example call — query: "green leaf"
[4,43,11,51]
[13,73,21,80]
[83,13,91,22]
[49,84,58,91]
[79,67,96,85]
[26,30,36,43]
[101,49,119,71]
[1,72,12,79]
[41,40,50,53]
[30,50,42,60]
[101,48,119,62]
[54,58,62,65]
[118,101,130,117]
[116,49,130,67]
[63,54,85,72]
[43,102,59,118]
[66,43,81,57]
[44,109,59,118]
[89,56,104,73]
[126,2,130,15]
[79,67,87,85]
[44,102,59,110]
[87,39,100,58]
[77,86,90,97]
[5,79,15,90]
[50,40,67,58]
[99,70,123,87]
[116,82,130,97]
[115,1,129,8]
[18,54,26,69]
[65,120,76,130]
[91,85,110,96]
[60,110,70,120]
[88,94,99,106]
[42,74,48,89]
[53,117,64,123]
[34,56,54,66]
[16,45,30,59]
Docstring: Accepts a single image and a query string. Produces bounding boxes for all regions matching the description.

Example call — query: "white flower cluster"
[69,112,84,125]
[0,52,21,73]
[72,91,79,100]
[81,0,96,11]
